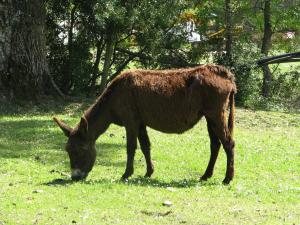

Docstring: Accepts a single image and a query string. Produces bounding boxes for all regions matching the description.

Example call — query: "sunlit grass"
[0,105,299,224]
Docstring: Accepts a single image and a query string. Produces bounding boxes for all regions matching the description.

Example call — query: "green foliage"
[268,65,300,110]
[45,0,95,94]
[0,104,299,224]
[45,0,192,94]
[240,62,300,112]
[271,68,300,99]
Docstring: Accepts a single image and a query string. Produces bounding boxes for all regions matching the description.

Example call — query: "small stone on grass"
[162,200,172,207]
[32,189,44,194]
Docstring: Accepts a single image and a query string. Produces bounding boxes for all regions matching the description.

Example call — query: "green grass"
[0,103,299,225]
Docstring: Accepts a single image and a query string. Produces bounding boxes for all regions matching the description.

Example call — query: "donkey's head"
[53,117,96,181]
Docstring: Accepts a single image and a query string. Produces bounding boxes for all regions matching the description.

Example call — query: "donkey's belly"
[143,111,202,134]
[133,86,203,133]
[147,121,201,134]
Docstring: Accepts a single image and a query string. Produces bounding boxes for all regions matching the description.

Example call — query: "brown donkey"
[54,64,236,184]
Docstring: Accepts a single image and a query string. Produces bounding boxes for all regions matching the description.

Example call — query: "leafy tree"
[46,0,190,95]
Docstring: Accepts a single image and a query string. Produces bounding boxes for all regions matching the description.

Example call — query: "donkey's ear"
[53,117,72,137]
[78,116,88,137]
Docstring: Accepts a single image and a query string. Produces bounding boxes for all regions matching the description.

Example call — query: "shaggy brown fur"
[54,64,236,184]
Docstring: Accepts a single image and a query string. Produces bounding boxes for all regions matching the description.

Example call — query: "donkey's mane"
[83,81,117,120]
[122,64,235,82]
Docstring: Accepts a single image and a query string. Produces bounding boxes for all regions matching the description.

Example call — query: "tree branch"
[115,48,198,68]
[108,55,136,82]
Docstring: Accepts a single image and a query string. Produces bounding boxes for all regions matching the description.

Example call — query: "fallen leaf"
[141,210,172,217]
[158,211,172,216]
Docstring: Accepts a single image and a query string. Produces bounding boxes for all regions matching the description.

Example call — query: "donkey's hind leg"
[200,118,221,181]
[138,125,154,177]
[206,111,235,184]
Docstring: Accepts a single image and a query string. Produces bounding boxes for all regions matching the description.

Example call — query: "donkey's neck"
[83,97,112,141]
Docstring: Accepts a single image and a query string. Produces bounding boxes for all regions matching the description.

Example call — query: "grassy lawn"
[0,102,299,225]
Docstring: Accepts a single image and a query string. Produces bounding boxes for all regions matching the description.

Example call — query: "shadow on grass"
[43,176,220,188]
[93,177,220,188]
[0,119,62,158]
[44,178,74,186]
[0,118,124,161]
[0,97,94,116]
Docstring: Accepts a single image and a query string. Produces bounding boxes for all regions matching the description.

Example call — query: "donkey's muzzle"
[71,169,87,181]
[71,175,85,181]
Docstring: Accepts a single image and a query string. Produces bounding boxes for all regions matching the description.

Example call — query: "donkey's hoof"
[200,173,212,181]
[200,176,207,182]
[120,173,131,182]
[144,173,152,178]
[121,174,129,180]
[222,177,232,185]
[121,171,133,181]
[144,169,154,178]
[120,177,129,182]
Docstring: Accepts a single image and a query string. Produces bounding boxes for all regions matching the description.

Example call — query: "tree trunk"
[61,3,77,94]
[0,0,48,99]
[87,38,104,97]
[225,0,233,62]
[261,0,272,98]
[0,0,12,96]
[99,33,115,94]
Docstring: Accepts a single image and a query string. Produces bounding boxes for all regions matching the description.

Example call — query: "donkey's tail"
[228,90,235,136]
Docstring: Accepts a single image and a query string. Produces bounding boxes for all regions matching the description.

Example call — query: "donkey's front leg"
[121,127,138,180]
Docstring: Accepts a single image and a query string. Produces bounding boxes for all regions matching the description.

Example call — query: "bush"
[237,63,299,112]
